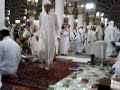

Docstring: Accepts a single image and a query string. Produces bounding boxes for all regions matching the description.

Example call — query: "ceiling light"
[101,13,104,16]
[67,15,69,18]
[101,17,104,22]
[76,19,78,23]
[96,12,100,17]
[6,17,9,20]
[23,16,26,20]
[63,14,66,18]
[69,3,71,6]
[81,5,84,8]
[105,18,108,22]
[8,10,10,15]
[35,0,38,3]
[28,0,31,2]
[86,3,94,10]
[15,20,20,24]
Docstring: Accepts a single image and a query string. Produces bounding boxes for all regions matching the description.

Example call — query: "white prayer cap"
[44,0,52,5]
[87,25,90,30]
[109,21,114,26]
[0,26,9,31]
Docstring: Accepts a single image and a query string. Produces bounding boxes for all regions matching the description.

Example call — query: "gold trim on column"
[77,7,84,14]
[27,9,36,16]
[67,6,74,15]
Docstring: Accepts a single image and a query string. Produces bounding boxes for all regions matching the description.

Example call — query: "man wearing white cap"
[75,27,84,54]
[37,0,59,70]
[0,27,21,88]
[104,21,116,58]
[86,25,96,55]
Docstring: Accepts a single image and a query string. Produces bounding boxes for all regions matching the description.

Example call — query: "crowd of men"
[0,0,120,88]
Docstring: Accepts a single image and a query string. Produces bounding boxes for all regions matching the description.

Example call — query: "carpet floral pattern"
[15,58,75,89]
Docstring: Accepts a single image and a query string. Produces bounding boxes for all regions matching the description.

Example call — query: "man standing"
[37,0,59,70]
[113,23,120,42]
[86,26,96,55]
[27,20,38,55]
[26,20,38,35]
[95,22,103,41]
[60,22,70,55]
[0,27,21,88]
[104,21,116,58]
[75,27,84,54]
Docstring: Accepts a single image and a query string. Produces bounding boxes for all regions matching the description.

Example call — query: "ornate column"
[55,0,64,28]
[78,14,83,27]
[77,6,84,27]
[28,9,36,22]
[0,0,5,27]
[89,15,94,27]
[27,0,38,23]
[67,7,74,32]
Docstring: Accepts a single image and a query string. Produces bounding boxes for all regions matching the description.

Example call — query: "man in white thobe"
[37,0,59,70]
[26,20,38,54]
[112,24,120,56]
[0,27,21,88]
[75,27,84,54]
[95,22,103,41]
[113,24,119,42]
[104,21,116,58]
[86,26,96,55]
[60,23,70,55]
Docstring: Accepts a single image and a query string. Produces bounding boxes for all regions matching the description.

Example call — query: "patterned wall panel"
[5,0,28,23]
[97,0,120,22]
[5,0,56,23]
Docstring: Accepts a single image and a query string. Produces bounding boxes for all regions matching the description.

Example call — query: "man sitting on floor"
[0,27,21,88]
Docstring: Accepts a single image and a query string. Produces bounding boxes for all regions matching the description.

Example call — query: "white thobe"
[86,30,96,55]
[96,25,103,40]
[0,36,21,87]
[84,33,87,52]
[37,12,59,65]
[55,28,60,55]
[60,29,70,55]
[0,36,21,74]
[104,24,114,57]
[69,32,75,51]
[113,26,119,42]
[75,28,84,53]
[23,25,39,55]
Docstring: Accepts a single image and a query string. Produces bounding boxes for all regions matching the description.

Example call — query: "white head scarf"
[109,21,114,26]
[87,25,91,30]
[105,20,114,33]
[44,0,51,5]
[42,0,52,14]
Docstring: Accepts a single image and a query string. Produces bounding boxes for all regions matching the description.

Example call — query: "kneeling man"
[0,27,21,88]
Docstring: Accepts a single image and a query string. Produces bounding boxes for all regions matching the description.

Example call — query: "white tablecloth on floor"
[116,42,120,47]
[54,65,107,90]
[111,79,120,90]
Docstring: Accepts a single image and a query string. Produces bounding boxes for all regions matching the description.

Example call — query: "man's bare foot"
[38,64,45,68]
[45,66,49,70]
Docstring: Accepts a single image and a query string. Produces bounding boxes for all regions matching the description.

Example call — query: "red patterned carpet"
[2,58,77,90]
